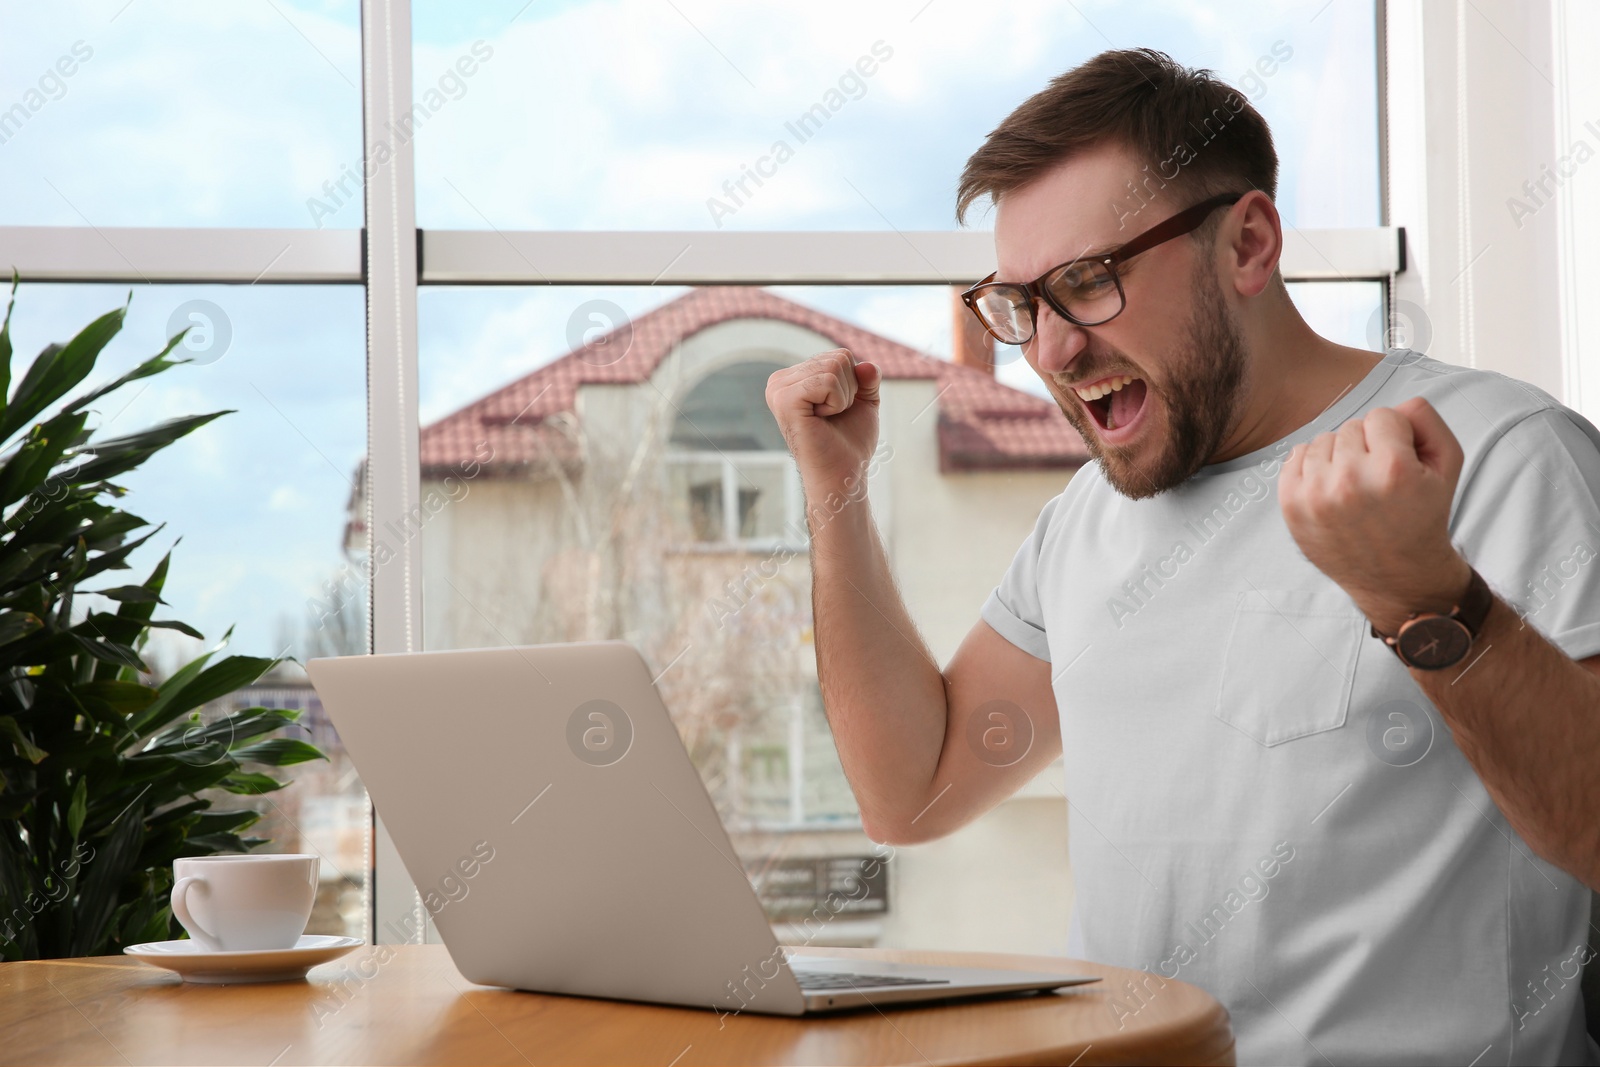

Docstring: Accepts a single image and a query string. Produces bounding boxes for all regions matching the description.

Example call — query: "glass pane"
[412,0,1377,230]
[6,283,368,943]
[672,362,789,451]
[0,4,363,227]
[418,283,1080,949]
[667,458,727,542]
[417,278,1390,951]
[732,458,789,542]
[1288,280,1386,352]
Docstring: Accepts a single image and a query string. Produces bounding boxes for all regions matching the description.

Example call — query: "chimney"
[951,286,995,374]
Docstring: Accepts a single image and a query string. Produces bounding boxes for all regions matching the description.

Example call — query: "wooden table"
[0,944,1234,1066]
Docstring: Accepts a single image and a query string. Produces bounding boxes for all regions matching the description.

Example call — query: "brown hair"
[955,48,1279,229]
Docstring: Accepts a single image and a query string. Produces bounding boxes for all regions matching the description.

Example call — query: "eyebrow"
[998,240,1121,284]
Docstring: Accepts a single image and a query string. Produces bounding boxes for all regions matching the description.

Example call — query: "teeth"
[1074,375,1136,403]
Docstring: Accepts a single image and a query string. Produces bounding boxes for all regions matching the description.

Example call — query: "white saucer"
[124,934,364,984]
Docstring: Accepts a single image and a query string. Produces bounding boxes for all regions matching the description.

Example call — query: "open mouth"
[1073,374,1149,437]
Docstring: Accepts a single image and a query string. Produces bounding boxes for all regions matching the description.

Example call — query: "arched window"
[667,360,802,546]
[670,360,788,451]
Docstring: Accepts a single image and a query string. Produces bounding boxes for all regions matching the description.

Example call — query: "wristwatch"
[1369,566,1493,670]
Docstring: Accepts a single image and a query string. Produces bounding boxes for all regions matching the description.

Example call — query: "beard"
[1050,267,1248,500]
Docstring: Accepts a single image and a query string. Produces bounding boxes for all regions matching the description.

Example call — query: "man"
[765,49,1600,1065]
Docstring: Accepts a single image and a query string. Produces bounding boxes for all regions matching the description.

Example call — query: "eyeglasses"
[961,192,1245,345]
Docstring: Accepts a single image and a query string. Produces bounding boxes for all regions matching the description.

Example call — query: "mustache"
[1053,365,1147,389]
[1044,344,1144,390]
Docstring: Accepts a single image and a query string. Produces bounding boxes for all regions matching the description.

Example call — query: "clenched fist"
[765,349,882,491]
[1279,396,1475,635]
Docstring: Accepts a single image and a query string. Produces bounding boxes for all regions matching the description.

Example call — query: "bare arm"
[767,350,1062,845]
[1409,598,1600,889]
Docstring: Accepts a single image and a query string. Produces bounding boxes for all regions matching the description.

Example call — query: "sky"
[0,0,1384,663]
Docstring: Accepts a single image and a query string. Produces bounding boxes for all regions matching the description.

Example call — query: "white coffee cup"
[170,854,319,952]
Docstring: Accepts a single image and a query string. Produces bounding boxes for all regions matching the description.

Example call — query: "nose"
[1026,302,1091,376]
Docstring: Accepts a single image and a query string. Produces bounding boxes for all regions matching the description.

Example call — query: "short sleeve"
[1452,406,1600,660]
[980,493,1062,662]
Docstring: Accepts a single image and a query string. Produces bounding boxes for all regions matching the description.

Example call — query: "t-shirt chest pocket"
[1213,586,1367,746]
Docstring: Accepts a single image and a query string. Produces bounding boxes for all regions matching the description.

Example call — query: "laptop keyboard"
[792,971,950,990]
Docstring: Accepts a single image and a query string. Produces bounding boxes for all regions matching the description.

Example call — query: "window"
[0,4,362,228]
[4,283,368,941]
[668,360,803,548]
[9,0,1455,954]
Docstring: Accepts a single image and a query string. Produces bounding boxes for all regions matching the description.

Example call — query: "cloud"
[0,0,361,227]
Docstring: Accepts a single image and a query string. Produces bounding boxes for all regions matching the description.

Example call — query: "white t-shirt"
[982,349,1600,1066]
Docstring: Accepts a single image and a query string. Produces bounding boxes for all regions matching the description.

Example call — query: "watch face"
[1397,617,1473,670]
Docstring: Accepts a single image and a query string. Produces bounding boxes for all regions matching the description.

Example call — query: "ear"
[1219,190,1283,300]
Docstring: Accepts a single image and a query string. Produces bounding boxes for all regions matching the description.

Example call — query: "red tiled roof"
[418,286,1088,476]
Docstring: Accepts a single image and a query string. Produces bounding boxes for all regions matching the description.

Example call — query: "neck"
[1207,306,1384,465]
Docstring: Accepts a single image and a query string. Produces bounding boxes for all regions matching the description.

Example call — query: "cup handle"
[170,876,221,952]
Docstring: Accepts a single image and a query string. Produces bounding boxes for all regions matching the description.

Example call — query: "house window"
[667,360,805,548]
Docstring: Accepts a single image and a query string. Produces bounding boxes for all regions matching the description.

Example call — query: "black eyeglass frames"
[960,191,1246,345]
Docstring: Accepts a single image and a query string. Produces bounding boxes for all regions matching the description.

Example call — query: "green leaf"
[65,411,230,484]
[66,776,88,839]
[0,304,125,447]
[0,272,17,417]
[164,741,230,767]
[92,554,171,682]
[0,826,41,959]
[85,585,165,604]
[79,611,201,642]
[230,738,326,767]
[0,715,47,763]
[77,510,151,553]
[55,537,87,628]
[0,410,89,513]
[0,544,62,593]
[69,525,164,595]
[69,797,146,957]
[178,832,253,854]
[113,755,234,801]
[123,645,217,737]
[73,680,157,718]
[130,653,276,742]
[142,797,208,831]
[148,706,297,750]
[218,771,286,795]
[61,325,190,417]
[190,809,261,836]
[67,633,147,672]
[0,611,42,648]
[113,894,174,952]
[138,618,204,640]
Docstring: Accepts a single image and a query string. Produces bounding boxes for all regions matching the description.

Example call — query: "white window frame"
[13,0,1585,943]
[666,451,807,551]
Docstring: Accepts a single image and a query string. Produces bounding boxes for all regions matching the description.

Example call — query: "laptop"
[306,641,1098,1014]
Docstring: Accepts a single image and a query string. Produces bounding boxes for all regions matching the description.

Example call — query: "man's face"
[992,143,1249,499]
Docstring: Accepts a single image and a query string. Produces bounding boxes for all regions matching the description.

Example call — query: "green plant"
[0,280,326,960]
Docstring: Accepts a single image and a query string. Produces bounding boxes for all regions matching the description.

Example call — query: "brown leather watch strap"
[1454,566,1494,637]
[1369,566,1493,642]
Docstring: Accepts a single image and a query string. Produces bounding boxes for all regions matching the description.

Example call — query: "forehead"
[992,142,1150,281]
